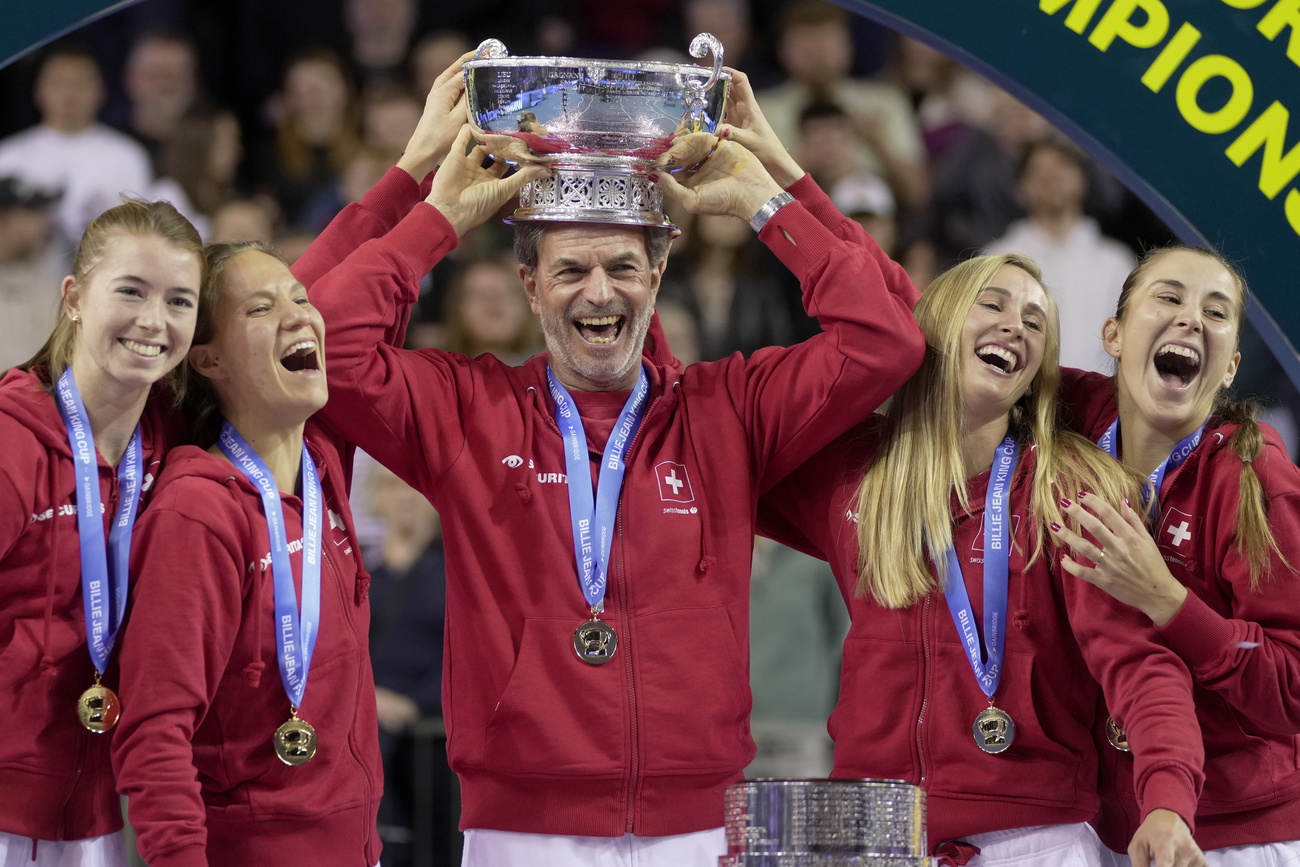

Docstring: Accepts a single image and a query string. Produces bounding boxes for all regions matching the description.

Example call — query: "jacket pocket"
[827,636,920,781]
[636,606,752,774]
[482,617,626,776]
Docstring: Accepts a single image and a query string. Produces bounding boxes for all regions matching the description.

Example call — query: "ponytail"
[1214,396,1291,589]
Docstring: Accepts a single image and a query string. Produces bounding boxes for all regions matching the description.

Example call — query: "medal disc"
[972,706,1015,754]
[77,684,120,733]
[274,717,318,766]
[1106,715,1131,752]
[573,619,618,665]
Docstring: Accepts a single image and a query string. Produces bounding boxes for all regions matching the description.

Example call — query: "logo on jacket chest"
[246,508,351,573]
[1156,506,1199,571]
[968,513,1023,564]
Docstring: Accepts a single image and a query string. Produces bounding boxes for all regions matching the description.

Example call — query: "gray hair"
[513,222,673,273]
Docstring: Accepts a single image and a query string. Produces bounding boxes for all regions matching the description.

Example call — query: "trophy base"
[509,157,671,228]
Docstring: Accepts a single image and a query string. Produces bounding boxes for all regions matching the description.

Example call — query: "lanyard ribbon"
[1098,416,1206,511]
[56,369,143,676]
[217,421,322,708]
[936,435,1018,700]
[547,366,650,612]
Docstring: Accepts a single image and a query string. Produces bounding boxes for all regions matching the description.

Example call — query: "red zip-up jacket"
[111,426,383,867]
[1062,368,1300,850]
[0,367,180,842]
[306,173,927,836]
[756,418,1204,851]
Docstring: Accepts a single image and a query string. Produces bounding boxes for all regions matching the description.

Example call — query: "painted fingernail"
[1124,498,1131,508]
[721,128,730,137]
[648,173,660,182]
[1060,498,1072,509]
[1050,522,1062,532]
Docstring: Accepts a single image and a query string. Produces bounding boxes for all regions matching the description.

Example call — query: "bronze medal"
[77,682,120,733]
[573,618,618,665]
[973,705,1015,754]
[1106,715,1131,752]
[274,712,318,766]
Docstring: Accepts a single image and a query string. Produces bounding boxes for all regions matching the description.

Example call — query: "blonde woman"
[757,253,1207,867]
[1054,247,1300,866]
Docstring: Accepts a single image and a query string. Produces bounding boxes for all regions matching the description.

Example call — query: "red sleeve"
[1065,564,1204,829]
[307,203,464,492]
[787,173,921,309]
[290,166,426,290]
[1158,464,1300,737]
[113,496,249,867]
[741,202,925,492]
[1057,367,1115,440]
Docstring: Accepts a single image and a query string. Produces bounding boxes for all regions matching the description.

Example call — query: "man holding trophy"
[306,37,925,866]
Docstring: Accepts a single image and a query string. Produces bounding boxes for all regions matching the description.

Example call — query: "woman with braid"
[1052,247,1300,865]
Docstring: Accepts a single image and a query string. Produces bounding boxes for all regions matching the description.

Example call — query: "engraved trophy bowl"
[720,779,928,867]
[463,34,731,227]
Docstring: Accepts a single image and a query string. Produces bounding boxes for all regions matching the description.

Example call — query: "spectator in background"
[345,0,418,88]
[758,0,927,210]
[361,82,422,155]
[795,101,859,193]
[887,35,996,159]
[209,198,277,244]
[0,177,63,371]
[300,143,394,232]
[986,138,1134,373]
[254,48,361,229]
[440,255,542,364]
[120,31,202,169]
[365,463,448,867]
[156,107,244,237]
[658,212,812,361]
[681,0,779,89]
[829,171,897,258]
[0,45,153,251]
[409,30,473,99]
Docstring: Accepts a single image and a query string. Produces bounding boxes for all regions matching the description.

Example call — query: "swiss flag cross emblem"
[1160,507,1197,550]
[655,461,694,503]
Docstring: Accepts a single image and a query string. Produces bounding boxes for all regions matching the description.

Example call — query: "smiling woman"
[1054,245,1300,865]
[110,239,383,867]
[0,199,203,867]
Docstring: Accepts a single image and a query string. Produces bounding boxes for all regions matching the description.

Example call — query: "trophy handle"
[683,33,724,92]
[473,38,509,60]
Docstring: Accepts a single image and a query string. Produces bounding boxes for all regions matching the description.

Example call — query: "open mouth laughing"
[279,339,321,373]
[575,315,624,345]
[975,343,1022,374]
[1153,343,1201,388]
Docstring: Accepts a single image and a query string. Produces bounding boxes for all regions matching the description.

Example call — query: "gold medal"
[1106,715,1131,752]
[973,705,1015,754]
[273,708,317,766]
[77,676,120,733]
[573,618,618,665]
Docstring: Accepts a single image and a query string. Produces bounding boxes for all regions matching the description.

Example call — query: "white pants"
[959,823,1104,867]
[1100,839,1300,867]
[0,831,127,867]
[462,827,727,867]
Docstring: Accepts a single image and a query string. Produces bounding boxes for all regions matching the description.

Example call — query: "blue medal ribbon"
[217,421,322,709]
[936,435,1018,700]
[547,366,650,612]
[1098,416,1206,511]
[55,369,142,676]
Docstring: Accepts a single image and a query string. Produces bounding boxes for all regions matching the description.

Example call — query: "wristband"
[749,192,795,233]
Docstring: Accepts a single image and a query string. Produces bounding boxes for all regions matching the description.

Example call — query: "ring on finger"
[1095,549,1106,563]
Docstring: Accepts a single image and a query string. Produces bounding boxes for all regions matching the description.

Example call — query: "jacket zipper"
[325,539,374,853]
[916,595,931,785]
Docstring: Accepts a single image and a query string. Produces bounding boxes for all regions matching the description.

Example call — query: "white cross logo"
[1166,521,1191,547]
[664,469,684,495]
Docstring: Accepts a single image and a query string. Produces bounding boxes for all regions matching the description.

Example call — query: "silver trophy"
[463,35,731,227]
[720,779,928,867]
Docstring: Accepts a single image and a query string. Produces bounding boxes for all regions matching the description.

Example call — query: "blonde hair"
[21,199,205,400]
[853,253,1140,608]
[1116,245,1288,589]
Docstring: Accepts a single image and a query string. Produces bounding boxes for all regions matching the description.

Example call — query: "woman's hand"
[1052,493,1189,627]
[425,125,550,237]
[1127,809,1206,867]
[654,137,784,223]
[715,68,804,189]
[397,50,474,182]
